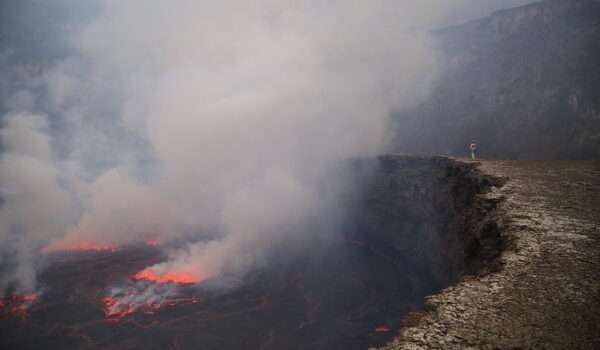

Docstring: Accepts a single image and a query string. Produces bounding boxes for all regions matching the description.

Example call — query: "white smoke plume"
[0,113,76,291]
[1,0,465,291]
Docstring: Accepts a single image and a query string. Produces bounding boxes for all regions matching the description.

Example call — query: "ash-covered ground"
[382,158,600,350]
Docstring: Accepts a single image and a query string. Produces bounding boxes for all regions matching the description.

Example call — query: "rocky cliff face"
[351,155,505,302]
[393,0,600,159]
[380,158,600,350]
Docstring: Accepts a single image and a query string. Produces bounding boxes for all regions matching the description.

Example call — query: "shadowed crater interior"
[0,155,502,350]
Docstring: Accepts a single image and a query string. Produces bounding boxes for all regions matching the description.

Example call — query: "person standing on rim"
[470,140,477,159]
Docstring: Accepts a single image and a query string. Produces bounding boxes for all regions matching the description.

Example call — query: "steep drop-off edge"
[354,154,508,286]
[376,157,600,350]
[351,154,510,347]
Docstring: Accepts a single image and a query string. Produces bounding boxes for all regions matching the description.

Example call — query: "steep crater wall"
[350,155,506,301]
[393,0,600,159]
[0,155,510,350]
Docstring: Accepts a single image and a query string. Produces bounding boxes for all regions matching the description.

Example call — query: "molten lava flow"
[135,270,200,284]
[41,241,116,253]
[101,283,200,321]
[366,327,392,338]
[99,266,202,322]
[145,239,161,246]
[103,296,137,320]
[259,329,274,350]
[0,294,39,319]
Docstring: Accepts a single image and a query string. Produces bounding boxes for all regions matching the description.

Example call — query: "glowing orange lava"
[134,270,199,284]
[375,327,390,332]
[102,296,136,320]
[0,294,39,318]
[101,289,200,321]
[145,239,161,246]
[41,242,116,253]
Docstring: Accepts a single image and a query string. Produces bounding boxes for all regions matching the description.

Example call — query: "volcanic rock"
[379,157,600,350]
[393,0,600,159]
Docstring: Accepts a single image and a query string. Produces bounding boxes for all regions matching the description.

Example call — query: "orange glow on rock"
[134,270,200,284]
[102,296,136,320]
[375,327,390,332]
[145,239,161,246]
[100,288,200,321]
[41,241,116,253]
[0,294,39,318]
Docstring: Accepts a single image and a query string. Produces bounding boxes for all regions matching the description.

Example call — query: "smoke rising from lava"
[1,0,465,292]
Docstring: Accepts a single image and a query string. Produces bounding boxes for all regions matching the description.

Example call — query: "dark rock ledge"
[377,157,600,350]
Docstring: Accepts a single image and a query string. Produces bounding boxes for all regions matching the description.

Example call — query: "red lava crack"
[259,329,274,350]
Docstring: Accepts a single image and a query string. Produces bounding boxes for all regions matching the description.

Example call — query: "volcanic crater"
[0,155,502,350]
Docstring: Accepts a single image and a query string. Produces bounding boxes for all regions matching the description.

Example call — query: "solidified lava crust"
[1,155,504,350]
[0,241,416,350]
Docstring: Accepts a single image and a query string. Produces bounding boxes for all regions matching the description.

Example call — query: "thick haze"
[0,0,527,292]
[438,0,535,27]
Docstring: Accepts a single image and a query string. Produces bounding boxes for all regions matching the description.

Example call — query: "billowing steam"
[1,0,463,292]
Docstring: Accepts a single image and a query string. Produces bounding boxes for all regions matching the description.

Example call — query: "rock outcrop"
[378,157,600,350]
[353,155,506,294]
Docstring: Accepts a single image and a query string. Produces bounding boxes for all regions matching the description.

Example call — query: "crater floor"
[381,158,600,350]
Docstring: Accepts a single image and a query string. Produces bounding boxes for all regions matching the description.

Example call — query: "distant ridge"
[394,0,600,159]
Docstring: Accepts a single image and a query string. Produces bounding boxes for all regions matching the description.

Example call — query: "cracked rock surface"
[379,158,600,350]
